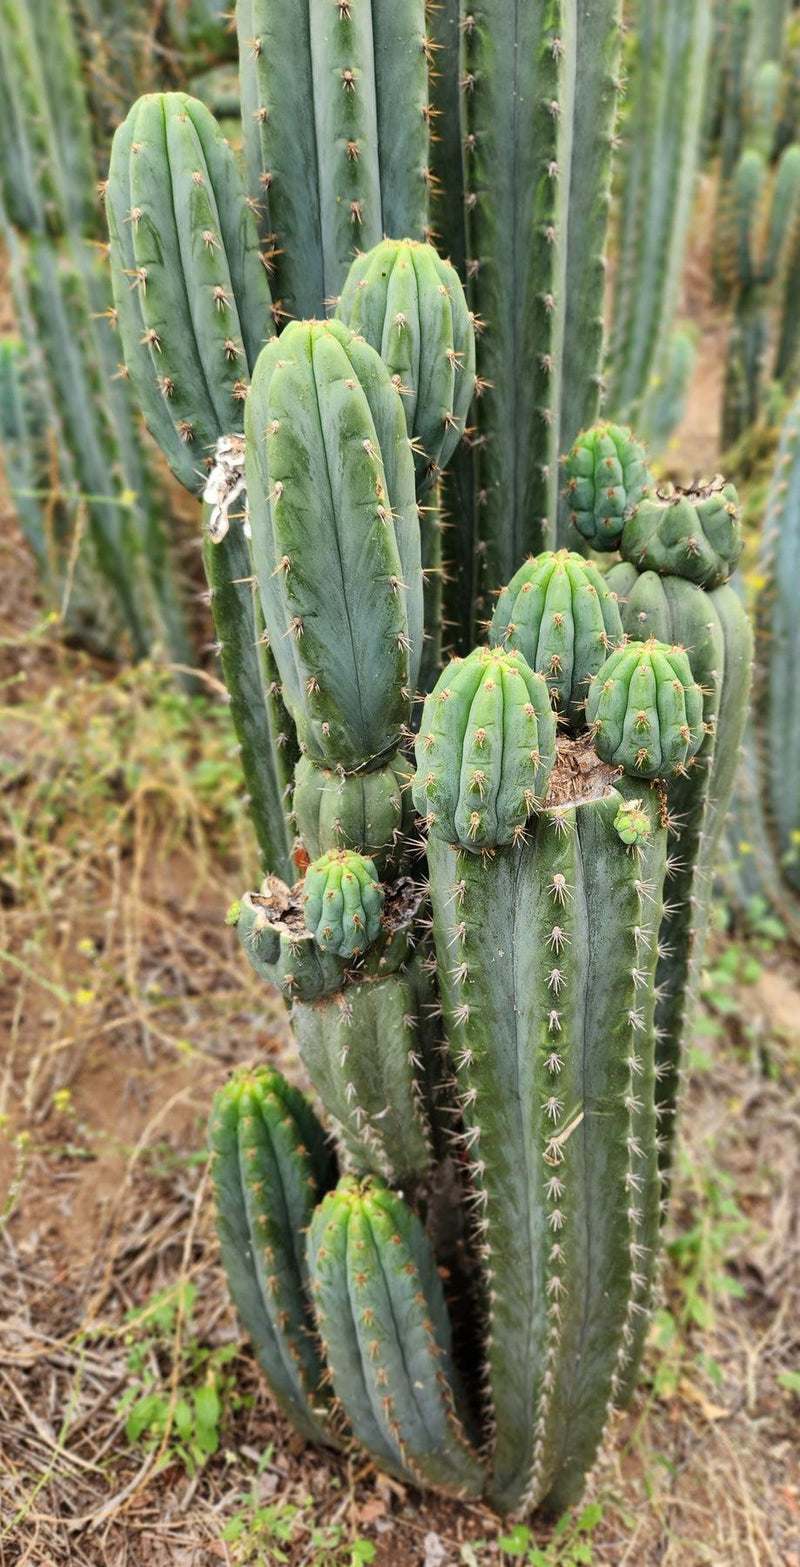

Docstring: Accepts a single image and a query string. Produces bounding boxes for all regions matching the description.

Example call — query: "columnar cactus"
[607,0,714,424]
[244,317,423,772]
[427,774,668,1513]
[236,0,431,318]
[335,237,476,682]
[89,0,756,1525]
[209,1068,340,1446]
[308,1176,485,1493]
[0,0,194,669]
[724,395,800,938]
[454,2,623,581]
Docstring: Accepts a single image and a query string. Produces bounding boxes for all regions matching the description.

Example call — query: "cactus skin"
[427,779,667,1513]
[234,876,419,1004]
[336,240,476,686]
[604,565,752,1187]
[586,639,704,780]
[563,425,653,552]
[209,1067,339,1447]
[462,2,623,579]
[292,753,412,875]
[302,850,385,959]
[201,489,294,882]
[308,1176,485,1495]
[756,397,800,894]
[413,647,557,851]
[608,0,714,421]
[237,0,430,319]
[718,143,800,444]
[620,481,743,588]
[490,551,623,731]
[292,968,434,1186]
[336,239,476,492]
[106,91,275,496]
[244,319,423,772]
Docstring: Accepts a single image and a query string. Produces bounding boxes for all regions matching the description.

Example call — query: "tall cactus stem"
[428,769,667,1514]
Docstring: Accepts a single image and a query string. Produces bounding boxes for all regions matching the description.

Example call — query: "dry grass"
[1,490,799,1565]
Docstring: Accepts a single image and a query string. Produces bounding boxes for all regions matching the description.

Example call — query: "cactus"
[607,0,714,423]
[619,480,744,587]
[302,850,385,959]
[713,35,800,447]
[82,1,755,1517]
[0,0,194,671]
[308,1176,485,1493]
[209,1067,340,1446]
[489,550,623,730]
[427,773,668,1513]
[562,425,653,552]
[105,91,294,873]
[336,239,477,492]
[106,91,275,494]
[606,516,752,1185]
[237,0,431,320]
[724,396,800,933]
[292,753,412,877]
[336,237,477,685]
[456,2,623,581]
[636,330,697,457]
[585,639,705,780]
[244,317,423,771]
[412,646,556,851]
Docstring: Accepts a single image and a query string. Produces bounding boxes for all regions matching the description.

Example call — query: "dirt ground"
[1,187,799,1565]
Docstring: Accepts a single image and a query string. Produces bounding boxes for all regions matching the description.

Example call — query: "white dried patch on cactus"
[203,433,247,543]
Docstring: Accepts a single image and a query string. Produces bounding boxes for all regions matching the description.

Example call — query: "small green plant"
[487,1502,607,1566]
[221,1451,376,1566]
[650,1164,751,1400]
[117,1282,246,1475]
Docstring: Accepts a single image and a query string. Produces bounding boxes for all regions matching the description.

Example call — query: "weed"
[221,1450,376,1565]
[118,1280,248,1475]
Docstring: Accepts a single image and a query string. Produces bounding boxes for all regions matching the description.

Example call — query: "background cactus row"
[0,0,235,665]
